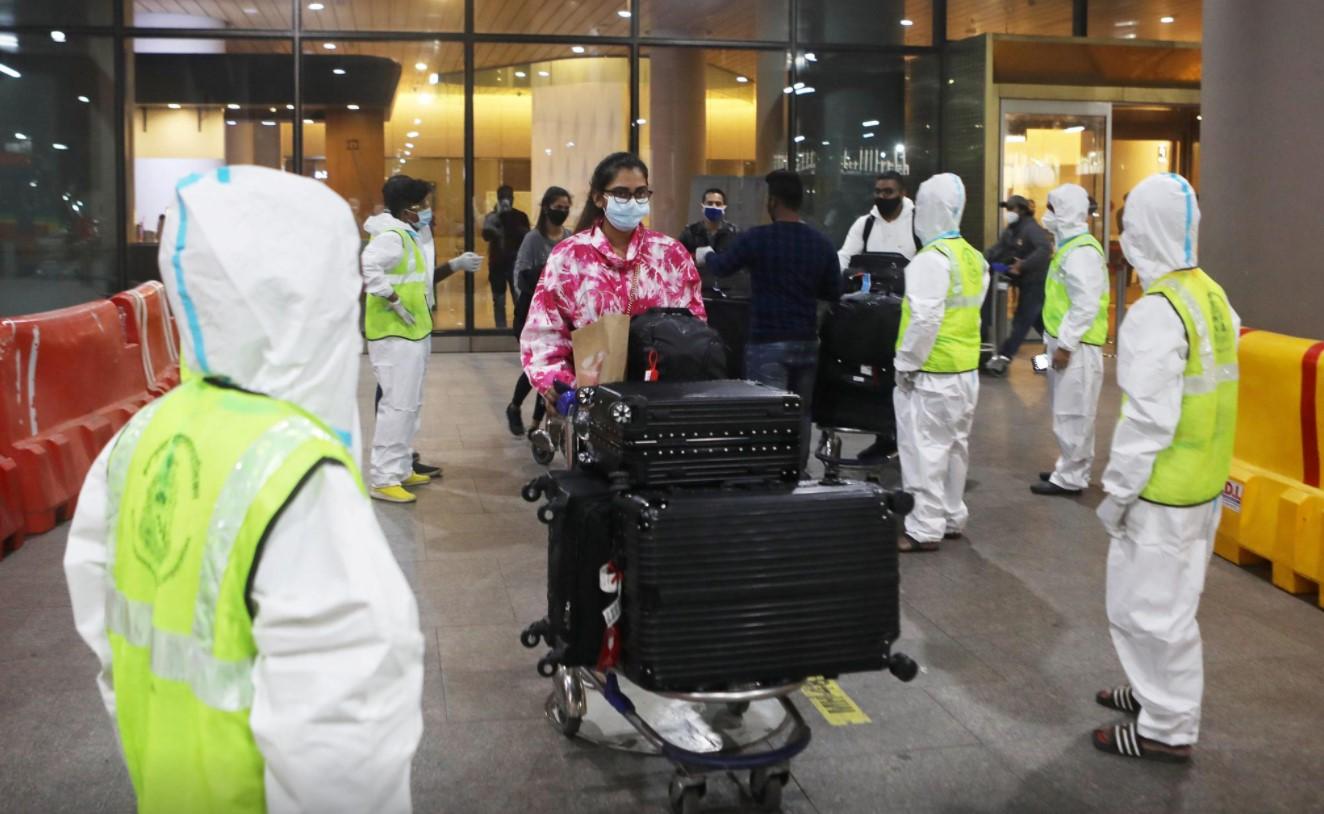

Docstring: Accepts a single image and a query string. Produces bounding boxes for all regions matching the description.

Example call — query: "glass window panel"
[639,47,786,243]
[476,0,629,37]
[303,39,465,330]
[129,1,291,29]
[948,0,1073,39]
[0,1,111,26]
[126,37,294,288]
[799,0,933,47]
[471,43,629,330]
[1088,0,1202,42]
[302,0,462,33]
[0,32,117,315]
[641,0,789,41]
[792,51,938,250]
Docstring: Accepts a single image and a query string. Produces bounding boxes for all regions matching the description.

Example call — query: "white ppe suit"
[362,212,432,489]
[1043,184,1109,491]
[65,166,425,812]
[894,174,989,543]
[1098,173,1240,747]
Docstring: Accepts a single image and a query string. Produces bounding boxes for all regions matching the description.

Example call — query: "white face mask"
[1041,210,1059,234]
[604,197,650,231]
[1005,211,1020,225]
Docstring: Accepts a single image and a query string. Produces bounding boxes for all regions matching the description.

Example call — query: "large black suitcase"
[812,293,902,433]
[615,481,904,691]
[580,380,801,488]
[519,470,617,675]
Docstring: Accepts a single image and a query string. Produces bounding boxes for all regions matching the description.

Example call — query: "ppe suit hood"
[365,210,435,274]
[364,211,413,237]
[1121,173,1200,290]
[913,173,966,246]
[1045,183,1090,242]
[157,165,365,462]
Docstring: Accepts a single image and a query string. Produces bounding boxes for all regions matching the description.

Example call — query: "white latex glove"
[895,370,917,393]
[388,298,416,327]
[841,289,871,302]
[449,252,483,273]
[1096,495,1130,539]
[695,246,715,268]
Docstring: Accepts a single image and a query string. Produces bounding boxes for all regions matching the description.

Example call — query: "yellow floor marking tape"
[800,676,872,726]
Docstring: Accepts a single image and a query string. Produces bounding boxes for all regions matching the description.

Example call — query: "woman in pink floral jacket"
[519,152,707,395]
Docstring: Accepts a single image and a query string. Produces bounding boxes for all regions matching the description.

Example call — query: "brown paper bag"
[572,313,630,386]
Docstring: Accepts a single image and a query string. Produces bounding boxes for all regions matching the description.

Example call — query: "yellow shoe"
[370,484,417,504]
[402,472,432,488]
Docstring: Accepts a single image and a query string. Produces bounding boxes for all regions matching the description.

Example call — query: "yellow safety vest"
[363,227,433,341]
[896,236,985,373]
[1139,268,1239,506]
[105,378,362,813]
[1043,233,1110,346]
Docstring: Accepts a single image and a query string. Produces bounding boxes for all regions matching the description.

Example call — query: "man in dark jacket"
[481,184,531,329]
[984,194,1053,375]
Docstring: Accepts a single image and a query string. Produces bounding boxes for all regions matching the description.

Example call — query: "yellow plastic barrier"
[1215,330,1324,606]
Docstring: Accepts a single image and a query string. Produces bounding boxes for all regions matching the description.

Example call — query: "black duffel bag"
[626,307,727,382]
[819,292,903,369]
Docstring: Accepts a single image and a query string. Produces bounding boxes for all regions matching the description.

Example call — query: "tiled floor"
[3,351,1324,813]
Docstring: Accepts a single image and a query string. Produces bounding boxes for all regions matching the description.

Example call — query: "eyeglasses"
[605,186,653,204]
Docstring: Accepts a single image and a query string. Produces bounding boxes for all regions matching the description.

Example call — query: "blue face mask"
[703,205,725,223]
[414,207,433,228]
[604,197,649,231]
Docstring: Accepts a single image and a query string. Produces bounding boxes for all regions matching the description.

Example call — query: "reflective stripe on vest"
[1043,233,1110,346]
[896,236,985,373]
[1139,268,1239,506]
[363,227,433,341]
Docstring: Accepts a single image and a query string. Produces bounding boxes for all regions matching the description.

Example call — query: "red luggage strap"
[596,561,623,670]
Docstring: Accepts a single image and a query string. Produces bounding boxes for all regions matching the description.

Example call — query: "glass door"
[999,100,1117,340]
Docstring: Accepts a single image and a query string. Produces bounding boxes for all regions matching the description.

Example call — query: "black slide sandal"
[1092,722,1191,764]
[1096,685,1141,714]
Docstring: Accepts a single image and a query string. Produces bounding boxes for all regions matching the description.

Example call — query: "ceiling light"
[308,2,324,9]
[415,62,427,71]
[428,72,439,85]
[346,104,360,110]
[895,143,905,154]
[261,120,276,126]
[227,103,240,110]
[322,42,336,50]
[900,18,914,27]
[635,118,646,125]
[29,180,37,188]
[861,119,880,127]
[15,132,28,139]
[948,78,955,85]
[795,86,815,95]
[804,52,817,62]
[269,106,277,112]
[413,118,422,125]
[0,63,23,78]
[333,68,346,75]
[405,142,415,148]
[821,140,830,146]
[53,143,69,150]
[285,104,294,110]
[1196,114,1203,121]
[226,119,237,126]
[793,81,805,89]
[565,141,575,148]
[242,7,258,14]
[545,148,553,155]
[617,9,631,18]
[400,159,407,165]
[406,130,420,138]
[793,135,805,143]
[514,70,527,78]
[783,86,793,94]
[571,46,586,54]
[303,118,314,124]
[862,132,875,139]
[1113,19,1138,27]
[1005,134,1027,143]
[735,75,748,83]
[1063,125,1085,133]
[168,103,181,109]
[404,150,411,156]
[77,95,90,103]
[1160,15,1175,23]
[50,31,66,43]
[538,70,550,77]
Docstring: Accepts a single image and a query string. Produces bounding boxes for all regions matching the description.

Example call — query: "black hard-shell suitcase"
[580,380,801,488]
[614,480,905,691]
[700,293,749,379]
[518,470,617,675]
[812,293,902,433]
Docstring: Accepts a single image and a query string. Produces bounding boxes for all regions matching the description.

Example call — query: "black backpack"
[626,307,728,383]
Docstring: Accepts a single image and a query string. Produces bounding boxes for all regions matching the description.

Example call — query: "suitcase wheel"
[536,655,559,678]
[521,480,545,503]
[749,766,788,811]
[889,651,919,682]
[886,489,915,516]
[668,776,706,814]
[520,620,548,649]
[536,504,558,524]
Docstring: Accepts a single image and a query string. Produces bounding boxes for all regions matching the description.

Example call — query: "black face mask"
[875,196,902,217]
[546,208,569,227]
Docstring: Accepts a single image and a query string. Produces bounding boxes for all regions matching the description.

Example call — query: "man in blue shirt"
[697,169,842,472]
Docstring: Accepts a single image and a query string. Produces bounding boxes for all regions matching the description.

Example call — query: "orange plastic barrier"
[0,285,180,556]
[1215,329,1324,606]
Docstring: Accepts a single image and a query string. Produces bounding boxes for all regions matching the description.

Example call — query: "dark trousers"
[511,373,547,423]
[746,339,819,473]
[490,263,515,328]
[999,278,1046,359]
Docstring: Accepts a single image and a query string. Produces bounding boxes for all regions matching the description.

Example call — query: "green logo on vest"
[135,434,201,582]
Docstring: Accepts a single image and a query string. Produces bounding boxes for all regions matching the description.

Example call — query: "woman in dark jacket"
[506,186,573,436]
